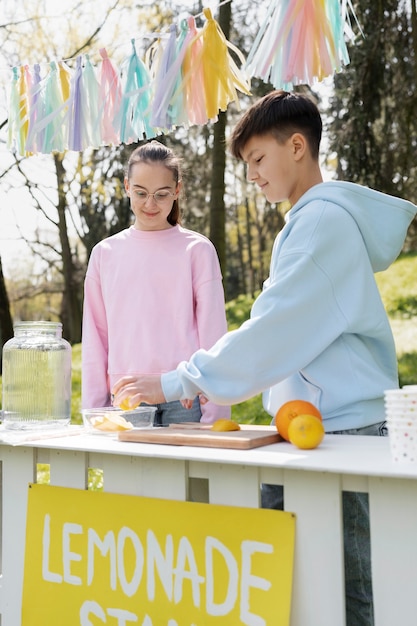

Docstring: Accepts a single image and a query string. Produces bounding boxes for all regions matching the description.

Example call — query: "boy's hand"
[112,375,165,408]
[180,394,208,409]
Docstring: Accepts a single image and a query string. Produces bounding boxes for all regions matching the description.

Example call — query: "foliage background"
[1,1,416,330]
[0,0,417,416]
[2,252,413,426]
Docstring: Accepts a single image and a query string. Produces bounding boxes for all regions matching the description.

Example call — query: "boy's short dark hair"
[229,90,322,161]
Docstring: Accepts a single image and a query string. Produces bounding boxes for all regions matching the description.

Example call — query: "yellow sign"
[22,484,295,625]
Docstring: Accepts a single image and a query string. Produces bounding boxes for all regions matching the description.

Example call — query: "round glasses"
[134,190,176,205]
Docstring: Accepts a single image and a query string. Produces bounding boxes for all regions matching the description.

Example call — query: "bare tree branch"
[64,0,122,58]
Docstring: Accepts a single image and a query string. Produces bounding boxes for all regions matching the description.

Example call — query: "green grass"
[375,252,417,319]
[71,343,82,425]
[374,252,417,387]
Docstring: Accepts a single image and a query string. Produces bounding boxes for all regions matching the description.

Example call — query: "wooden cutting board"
[118,424,281,449]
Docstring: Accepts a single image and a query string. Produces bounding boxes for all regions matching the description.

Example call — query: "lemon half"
[120,398,140,411]
[211,419,241,432]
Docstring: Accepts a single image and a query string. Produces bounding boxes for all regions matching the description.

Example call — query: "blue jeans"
[261,421,387,626]
[151,397,202,426]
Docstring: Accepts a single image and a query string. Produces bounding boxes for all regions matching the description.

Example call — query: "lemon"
[211,419,241,432]
[288,414,325,449]
[91,413,133,432]
[119,398,140,411]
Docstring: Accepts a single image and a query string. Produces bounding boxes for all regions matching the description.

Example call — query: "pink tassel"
[19,66,31,154]
[182,16,208,126]
[26,63,44,153]
[99,48,122,145]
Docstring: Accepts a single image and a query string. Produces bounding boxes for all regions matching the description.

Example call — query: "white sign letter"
[117,527,144,597]
[79,600,106,625]
[146,529,174,601]
[63,522,83,585]
[42,514,62,583]
[107,607,138,624]
[240,540,273,626]
[205,536,238,616]
[88,529,117,589]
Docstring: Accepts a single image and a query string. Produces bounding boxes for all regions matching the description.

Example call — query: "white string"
[0,0,234,73]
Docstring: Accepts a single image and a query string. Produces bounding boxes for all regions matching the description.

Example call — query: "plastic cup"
[387,422,417,463]
[384,389,417,426]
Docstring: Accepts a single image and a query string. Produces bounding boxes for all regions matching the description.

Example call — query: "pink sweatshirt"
[82,225,230,422]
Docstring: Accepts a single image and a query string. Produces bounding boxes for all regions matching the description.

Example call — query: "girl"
[81,140,230,425]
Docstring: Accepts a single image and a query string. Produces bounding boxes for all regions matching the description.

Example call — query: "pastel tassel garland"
[5,1,359,157]
[246,0,356,89]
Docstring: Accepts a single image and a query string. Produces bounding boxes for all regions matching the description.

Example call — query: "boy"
[112,90,417,623]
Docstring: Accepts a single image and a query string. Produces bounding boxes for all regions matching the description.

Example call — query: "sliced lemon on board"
[211,419,241,432]
[91,413,133,432]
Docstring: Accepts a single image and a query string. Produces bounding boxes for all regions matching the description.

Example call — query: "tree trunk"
[0,256,14,373]
[412,0,417,68]
[210,112,227,272]
[54,154,83,344]
[245,197,255,298]
[209,0,232,293]
[236,205,246,296]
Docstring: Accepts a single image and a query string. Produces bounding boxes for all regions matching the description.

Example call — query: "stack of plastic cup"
[384,386,417,463]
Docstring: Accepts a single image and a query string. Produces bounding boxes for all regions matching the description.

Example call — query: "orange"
[288,414,325,449]
[211,419,241,432]
[275,399,322,441]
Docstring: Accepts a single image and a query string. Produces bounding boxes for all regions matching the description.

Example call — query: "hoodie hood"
[292,181,417,272]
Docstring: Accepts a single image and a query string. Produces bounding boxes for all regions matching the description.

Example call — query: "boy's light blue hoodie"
[162,182,417,431]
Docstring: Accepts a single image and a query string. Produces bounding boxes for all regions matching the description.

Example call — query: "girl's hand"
[111,375,165,408]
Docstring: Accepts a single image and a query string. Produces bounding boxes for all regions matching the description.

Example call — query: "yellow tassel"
[201,8,250,120]
[58,61,71,102]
